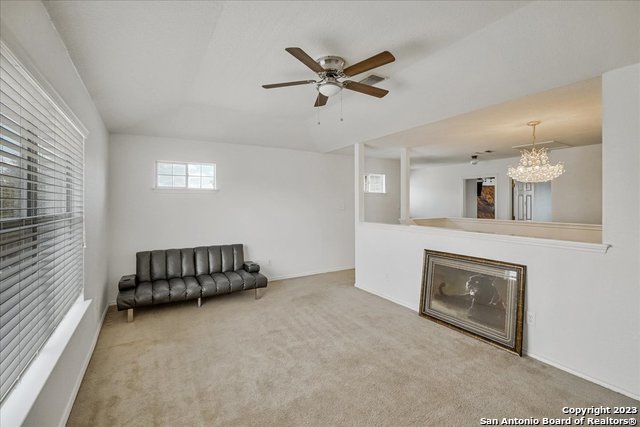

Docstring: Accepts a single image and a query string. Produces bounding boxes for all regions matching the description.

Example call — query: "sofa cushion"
[212,273,230,294]
[195,247,209,276]
[197,274,217,297]
[253,272,268,289]
[221,245,233,272]
[225,271,243,292]
[236,269,256,289]
[151,250,167,281]
[184,276,201,300]
[117,288,135,309]
[135,281,153,306]
[136,252,151,282]
[181,248,196,277]
[166,249,181,279]
[168,277,187,301]
[152,280,171,304]
[232,244,244,271]
[208,246,222,273]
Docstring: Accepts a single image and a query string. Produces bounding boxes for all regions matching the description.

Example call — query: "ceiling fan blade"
[285,47,324,73]
[343,51,395,77]
[343,81,389,98]
[314,93,328,107]
[262,80,316,89]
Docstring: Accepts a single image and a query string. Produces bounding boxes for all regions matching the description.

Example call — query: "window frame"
[154,160,217,191]
[0,40,87,404]
[364,173,387,194]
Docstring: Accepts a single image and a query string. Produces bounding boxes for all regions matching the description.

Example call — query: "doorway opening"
[511,180,552,221]
[463,177,496,219]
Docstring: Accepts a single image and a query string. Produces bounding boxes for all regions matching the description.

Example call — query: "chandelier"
[507,121,565,183]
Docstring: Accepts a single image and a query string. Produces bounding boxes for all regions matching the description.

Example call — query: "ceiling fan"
[262,47,395,107]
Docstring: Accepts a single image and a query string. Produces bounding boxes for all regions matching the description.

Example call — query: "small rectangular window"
[364,174,386,194]
[156,161,216,190]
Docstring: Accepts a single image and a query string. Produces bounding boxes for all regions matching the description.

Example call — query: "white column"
[602,63,639,243]
[399,147,411,224]
[354,143,365,223]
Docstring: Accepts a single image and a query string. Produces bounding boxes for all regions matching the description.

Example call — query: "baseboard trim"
[58,302,109,427]
[355,284,417,312]
[523,352,639,401]
[269,265,355,282]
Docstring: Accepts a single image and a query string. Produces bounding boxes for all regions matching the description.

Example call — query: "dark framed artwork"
[477,184,495,219]
[419,250,526,356]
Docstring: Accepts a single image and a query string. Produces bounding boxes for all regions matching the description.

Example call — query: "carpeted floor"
[68,270,638,426]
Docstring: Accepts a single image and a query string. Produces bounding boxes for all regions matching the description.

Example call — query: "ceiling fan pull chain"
[340,91,344,122]
[317,103,320,125]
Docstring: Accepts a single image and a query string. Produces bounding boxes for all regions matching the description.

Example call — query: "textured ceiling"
[43,0,527,151]
[43,1,639,154]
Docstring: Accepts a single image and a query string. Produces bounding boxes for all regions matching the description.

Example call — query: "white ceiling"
[351,77,602,165]
[44,1,639,154]
[43,0,527,151]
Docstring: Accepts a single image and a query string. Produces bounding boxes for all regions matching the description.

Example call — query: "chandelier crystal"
[507,121,565,183]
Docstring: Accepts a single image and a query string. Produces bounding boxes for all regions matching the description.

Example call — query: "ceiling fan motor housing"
[316,56,345,96]
[317,56,345,75]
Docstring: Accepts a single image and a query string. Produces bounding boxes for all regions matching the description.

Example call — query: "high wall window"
[364,173,386,194]
[0,43,85,402]
[156,161,216,190]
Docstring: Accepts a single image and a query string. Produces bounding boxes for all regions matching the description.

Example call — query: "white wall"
[364,157,401,224]
[552,145,603,224]
[0,1,110,426]
[412,160,510,219]
[355,64,640,399]
[532,182,552,222]
[411,144,602,224]
[463,179,478,218]
[108,134,354,303]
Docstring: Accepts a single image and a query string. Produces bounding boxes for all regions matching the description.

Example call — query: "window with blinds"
[0,43,85,402]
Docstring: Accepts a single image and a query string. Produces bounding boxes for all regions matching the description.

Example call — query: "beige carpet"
[68,270,638,426]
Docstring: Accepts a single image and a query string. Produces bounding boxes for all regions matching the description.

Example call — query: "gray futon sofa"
[116,244,267,321]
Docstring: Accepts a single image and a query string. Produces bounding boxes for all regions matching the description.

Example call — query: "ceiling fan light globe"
[318,82,342,97]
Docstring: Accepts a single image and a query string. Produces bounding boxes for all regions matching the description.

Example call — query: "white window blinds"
[0,43,85,402]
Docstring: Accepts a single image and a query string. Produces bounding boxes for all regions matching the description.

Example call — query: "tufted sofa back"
[136,244,245,282]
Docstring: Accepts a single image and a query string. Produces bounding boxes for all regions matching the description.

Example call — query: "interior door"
[513,181,534,221]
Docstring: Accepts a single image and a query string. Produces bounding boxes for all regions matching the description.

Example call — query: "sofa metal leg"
[198,297,202,307]
[255,287,264,300]
[127,309,134,322]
